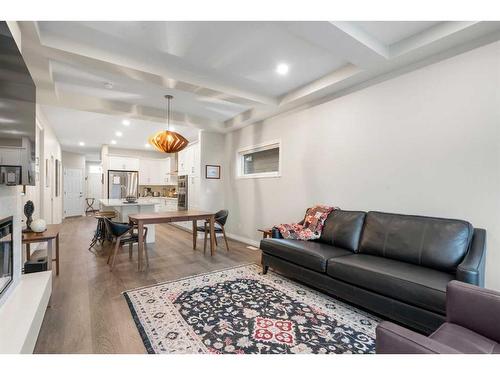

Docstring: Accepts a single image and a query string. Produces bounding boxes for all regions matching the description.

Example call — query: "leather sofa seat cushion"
[319,210,366,252]
[430,323,500,354]
[359,211,473,273]
[327,254,454,314]
[260,238,352,273]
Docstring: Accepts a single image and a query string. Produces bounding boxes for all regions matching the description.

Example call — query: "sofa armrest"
[376,321,459,354]
[456,228,486,286]
[446,280,500,343]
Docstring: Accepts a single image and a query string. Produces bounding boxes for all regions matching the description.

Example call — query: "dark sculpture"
[24,200,34,231]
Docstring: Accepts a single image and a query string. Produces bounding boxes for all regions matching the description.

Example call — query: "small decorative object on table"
[30,218,47,233]
[205,165,221,179]
[23,200,34,232]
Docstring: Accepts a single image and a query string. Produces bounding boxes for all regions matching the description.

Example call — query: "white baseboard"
[225,232,260,248]
[170,223,261,248]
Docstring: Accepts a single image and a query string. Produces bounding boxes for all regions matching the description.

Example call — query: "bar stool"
[85,198,96,215]
[88,211,117,252]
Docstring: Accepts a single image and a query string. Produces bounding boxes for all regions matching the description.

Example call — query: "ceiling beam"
[29,21,277,107]
[37,88,222,131]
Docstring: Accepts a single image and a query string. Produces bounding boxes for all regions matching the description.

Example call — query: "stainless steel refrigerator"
[108,170,139,199]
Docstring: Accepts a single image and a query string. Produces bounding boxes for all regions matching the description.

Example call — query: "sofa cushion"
[260,238,352,273]
[430,323,500,354]
[359,211,473,273]
[327,254,454,314]
[319,210,366,252]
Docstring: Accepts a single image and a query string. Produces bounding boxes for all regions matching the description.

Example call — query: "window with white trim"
[237,140,281,178]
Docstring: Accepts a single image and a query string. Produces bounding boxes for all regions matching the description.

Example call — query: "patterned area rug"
[123,264,378,354]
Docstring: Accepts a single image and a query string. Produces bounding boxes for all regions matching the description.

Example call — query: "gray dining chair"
[196,209,229,253]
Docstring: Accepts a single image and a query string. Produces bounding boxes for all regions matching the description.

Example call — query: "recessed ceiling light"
[276,63,289,76]
[0,117,17,124]
[104,82,113,89]
[122,119,130,126]
[115,131,123,137]
[78,141,85,146]
[110,140,117,145]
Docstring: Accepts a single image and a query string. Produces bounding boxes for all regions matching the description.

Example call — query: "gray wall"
[224,40,500,290]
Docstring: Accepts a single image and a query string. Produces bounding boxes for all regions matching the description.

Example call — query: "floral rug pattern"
[123,264,378,354]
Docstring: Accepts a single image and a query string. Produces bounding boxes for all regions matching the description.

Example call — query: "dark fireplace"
[0,216,13,297]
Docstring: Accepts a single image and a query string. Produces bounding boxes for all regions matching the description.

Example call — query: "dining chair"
[103,218,148,271]
[196,209,229,253]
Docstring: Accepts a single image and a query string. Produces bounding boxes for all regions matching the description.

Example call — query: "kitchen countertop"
[100,198,158,207]
[146,197,178,200]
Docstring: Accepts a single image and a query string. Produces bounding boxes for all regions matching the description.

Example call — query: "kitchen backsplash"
[139,185,177,197]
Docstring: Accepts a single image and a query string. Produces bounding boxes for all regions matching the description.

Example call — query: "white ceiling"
[350,21,440,45]
[41,104,200,153]
[17,21,500,155]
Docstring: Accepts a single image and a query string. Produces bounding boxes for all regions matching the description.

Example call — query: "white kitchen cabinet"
[153,159,168,185]
[139,159,153,185]
[177,147,189,175]
[139,158,171,185]
[192,143,200,177]
[109,156,140,171]
[177,142,199,177]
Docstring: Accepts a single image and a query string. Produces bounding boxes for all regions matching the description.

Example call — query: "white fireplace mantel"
[0,271,52,353]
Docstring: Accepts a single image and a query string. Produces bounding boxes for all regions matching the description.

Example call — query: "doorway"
[63,168,84,217]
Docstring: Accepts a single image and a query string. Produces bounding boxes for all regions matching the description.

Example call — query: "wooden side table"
[22,224,61,276]
[258,228,273,239]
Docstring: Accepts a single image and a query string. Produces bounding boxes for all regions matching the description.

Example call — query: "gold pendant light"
[148,95,189,153]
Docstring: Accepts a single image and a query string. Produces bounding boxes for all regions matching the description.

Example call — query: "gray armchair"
[376,280,500,354]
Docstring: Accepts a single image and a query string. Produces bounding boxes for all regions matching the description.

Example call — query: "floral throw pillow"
[276,205,335,241]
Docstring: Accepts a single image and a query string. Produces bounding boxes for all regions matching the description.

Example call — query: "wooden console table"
[128,210,216,271]
[22,224,61,276]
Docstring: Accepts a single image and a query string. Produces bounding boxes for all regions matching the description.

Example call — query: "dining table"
[128,210,217,270]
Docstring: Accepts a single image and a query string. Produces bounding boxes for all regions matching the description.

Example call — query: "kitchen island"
[99,198,157,243]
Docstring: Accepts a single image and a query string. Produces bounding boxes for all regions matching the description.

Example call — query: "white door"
[63,168,84,217]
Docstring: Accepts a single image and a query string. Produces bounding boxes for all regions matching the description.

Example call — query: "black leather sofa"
[260,210,486,334]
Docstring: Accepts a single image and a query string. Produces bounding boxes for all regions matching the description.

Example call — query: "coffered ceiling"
[17,21,500,153]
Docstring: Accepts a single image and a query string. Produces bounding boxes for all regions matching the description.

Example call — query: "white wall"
[22,122,42,222]
[38,107,63,225]
[199,131,225,213]
[224,40,500,290]
[62,151,85,170]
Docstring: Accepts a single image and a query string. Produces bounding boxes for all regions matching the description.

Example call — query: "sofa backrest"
[319,210,366,252]
[359,211,473,272]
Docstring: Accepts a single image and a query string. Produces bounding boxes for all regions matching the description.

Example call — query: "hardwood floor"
[34,215,261,353]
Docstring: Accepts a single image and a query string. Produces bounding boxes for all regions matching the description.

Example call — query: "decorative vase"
[31,219,47,233]
[24,200,34,230]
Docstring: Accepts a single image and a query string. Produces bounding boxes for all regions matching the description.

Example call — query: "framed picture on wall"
[205,165,221,179]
